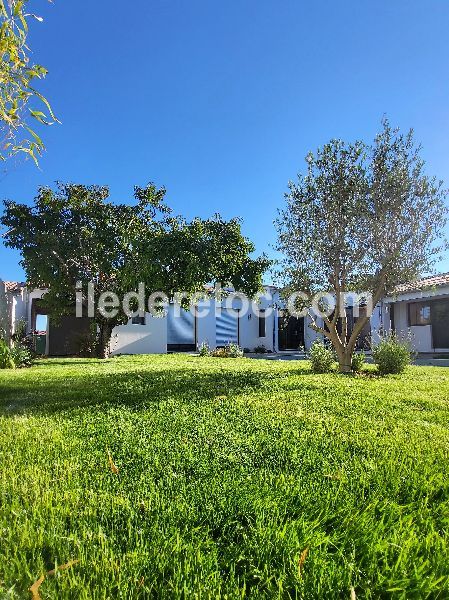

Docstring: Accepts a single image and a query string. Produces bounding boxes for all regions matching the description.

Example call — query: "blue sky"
[1,0,449,282]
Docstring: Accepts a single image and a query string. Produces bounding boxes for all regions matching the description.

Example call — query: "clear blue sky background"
[1,0,449,282]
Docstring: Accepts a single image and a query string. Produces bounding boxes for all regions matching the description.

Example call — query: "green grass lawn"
[0,355,448,599]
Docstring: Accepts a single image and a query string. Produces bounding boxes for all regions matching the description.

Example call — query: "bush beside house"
[373,333,412,375]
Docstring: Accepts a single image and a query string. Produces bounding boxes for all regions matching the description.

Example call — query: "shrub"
[10,318,27,345]
[0,339,14,369]
[372,333,412,375]
[198,341,211,357]
[75,328,98,357]
[351,351,366,373]
[9,320,35,367]
[253,345,267,354]
[10,344,33,368]
[308,340,335,373]
[211,343,244,358]
[226,343,244,358]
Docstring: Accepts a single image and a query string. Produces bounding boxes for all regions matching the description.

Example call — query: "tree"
[1,182,269,357]
[0,0,58,164]
[276,119,448,373]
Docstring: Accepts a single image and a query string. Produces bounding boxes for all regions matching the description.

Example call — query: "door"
[431,299,449,349]
[278,313,304,350]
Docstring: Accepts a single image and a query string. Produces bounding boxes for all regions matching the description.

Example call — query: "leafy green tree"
[276,119,448,373]
[0,0,58,163]
[2,183,269,357]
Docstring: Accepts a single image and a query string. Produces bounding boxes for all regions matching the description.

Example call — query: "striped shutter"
[167,304,195,345]
[216,308,238,346]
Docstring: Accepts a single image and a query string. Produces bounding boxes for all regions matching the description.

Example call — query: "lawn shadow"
[0,365,268,417]
[34,358,104,366]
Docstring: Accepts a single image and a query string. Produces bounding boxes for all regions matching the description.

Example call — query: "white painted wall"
[393,302,409,336]
[11,289,28,332]
[238,293,275,351]
[304,315,323,348]
[380,303,392,334]
[238,308,274,351]
[110,313,167,355]
[0,284,30,342]
[27,289,47,333]
[410,325,432,352]
[369,304,383,345]
[0,281,9,340]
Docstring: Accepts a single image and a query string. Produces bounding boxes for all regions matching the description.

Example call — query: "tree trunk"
[96,321,113,358]
[319,319,352,373]
[338,348,353,373]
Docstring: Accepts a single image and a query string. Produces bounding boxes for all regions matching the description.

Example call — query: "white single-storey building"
[0,283,286,355]
[380,273,449,353]
[110,288,282,355]
[1,274,448,356]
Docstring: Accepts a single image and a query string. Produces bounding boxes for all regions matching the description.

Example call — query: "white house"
[110,286,282,355]
[380,273,449,353]
[2,274,448,356]
[0,282,282,355]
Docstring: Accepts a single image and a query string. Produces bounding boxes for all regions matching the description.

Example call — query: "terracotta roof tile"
[3,281,26,293]
[394,273,449,294]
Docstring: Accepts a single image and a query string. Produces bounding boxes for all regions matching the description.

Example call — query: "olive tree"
[276,120,448,372]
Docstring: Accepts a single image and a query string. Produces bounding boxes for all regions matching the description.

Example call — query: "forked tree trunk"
[324,330,353,373]
[317,316,369,374]
[334,318,369,373]
[310,276,385,374]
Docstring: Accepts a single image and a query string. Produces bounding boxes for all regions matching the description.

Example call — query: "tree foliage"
[0,0,57,163]
[276,119,448,372]
[1,182,269,357]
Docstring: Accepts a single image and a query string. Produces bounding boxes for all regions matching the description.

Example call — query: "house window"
[131,315,146,325]
[258,310,266,337]
[408,302,431,326]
